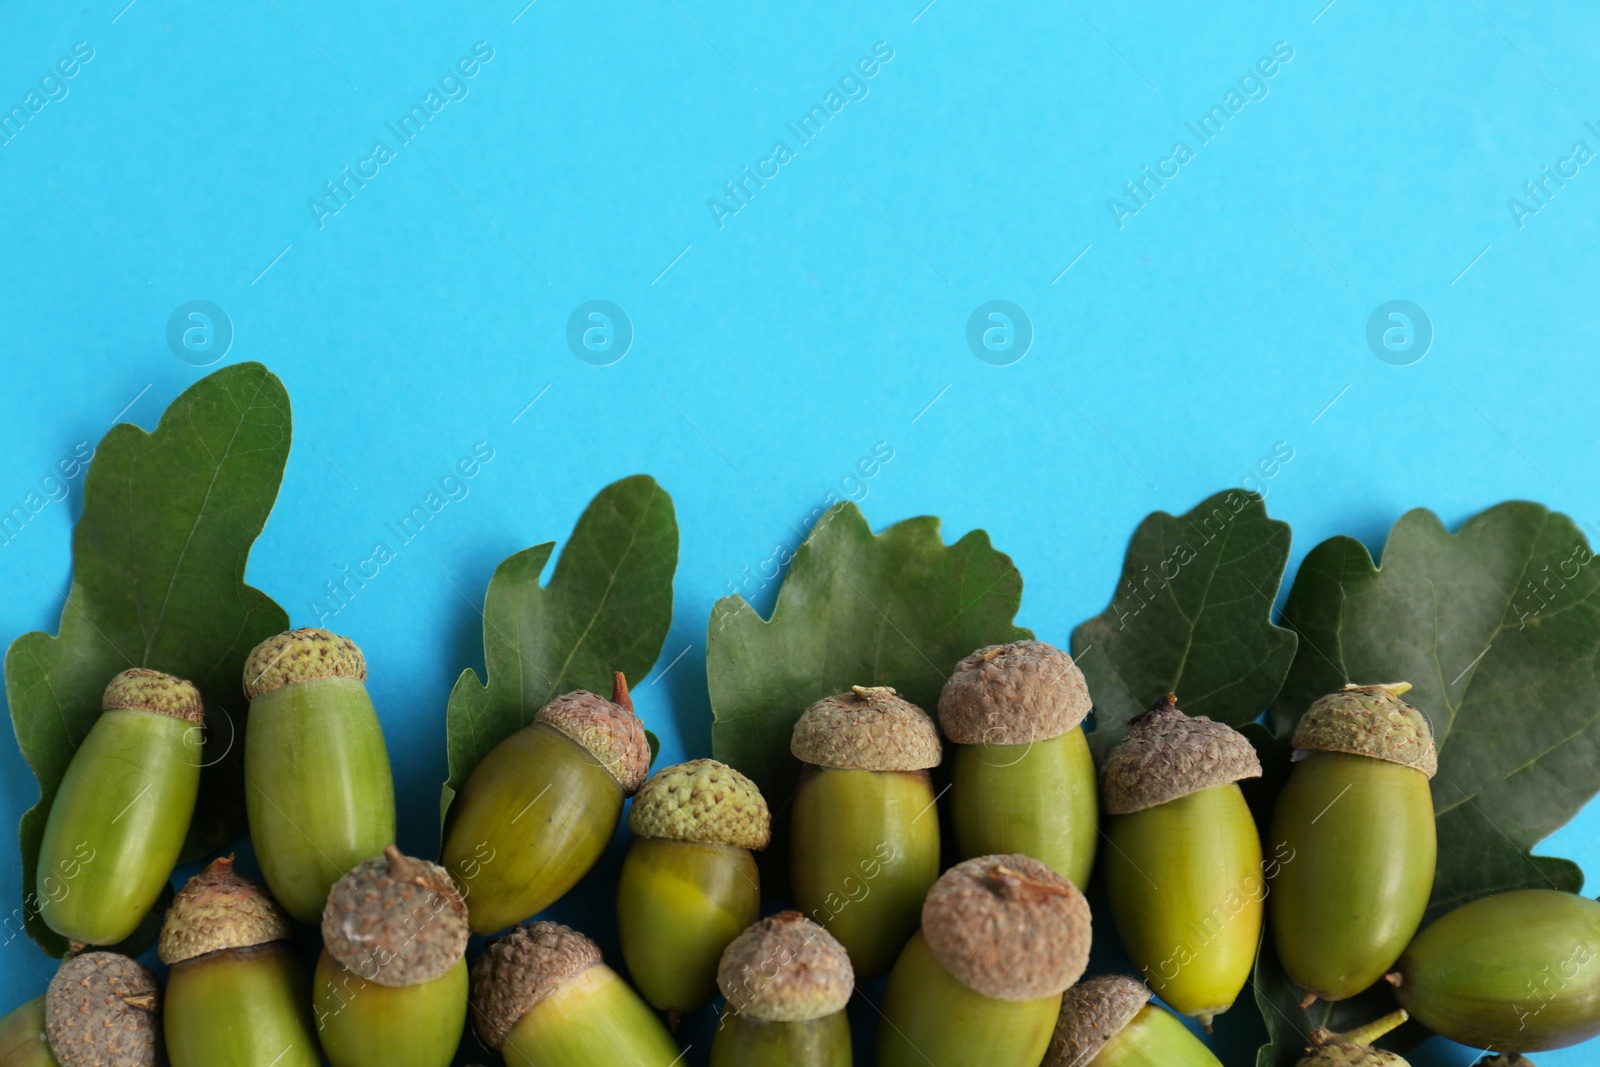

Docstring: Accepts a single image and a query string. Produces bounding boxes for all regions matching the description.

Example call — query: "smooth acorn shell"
[1394,889,1600,1051]
[245,676,396,924]
[499,963,681,1067]
[37,709,201,944]
[313,951,468,1067]
[165,943,321,1067]
[1270,752,1435,1002]
[949,727,1097,889]
[709,1010,852,1067]
[0,997,58,1067]
[1104,783,1264,1026]
[878,930,1059,1067]
[1085,1004,1223,1067]
[617,837,759,1011]
[791,767,940,979]
[442,723,623,934]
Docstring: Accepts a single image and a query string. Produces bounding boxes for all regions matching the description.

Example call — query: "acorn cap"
[102,668,203,725]
[159,856,290,965]
[243,628,365,699]
[717,911,854,1023]
[1475,1057,1534,1067]
[1044,975,1151,1067]
[921,853,1092,1001]
[1292,684,1437,778]
[790,686,942,772]
[629,759,771,850]
[1100,694,1262,815]
[45,952,160,1067]
[322,846,469,987]
[938,641,1091,746]
[470,922,603,1052]
[1298,1046,1410,1066]
[535,673,652,795]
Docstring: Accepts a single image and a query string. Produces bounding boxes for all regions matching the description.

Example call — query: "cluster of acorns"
[3,631,1598,1067]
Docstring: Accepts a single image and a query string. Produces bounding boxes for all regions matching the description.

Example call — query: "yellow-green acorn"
[0,996,56,1067]
[470,921,681,1067]
[43,951,161,1067]
[938,640,1097,888]
[1045,974,1223,1067]
[243,629,396,924]
[711,911,854,1067]
[159,857,320,1067]
[37,669,203,946]
[1101,694,1264,1028]
[1390,889,1600,1052]
[313,847,470,1067]
[618,759,769,1012]
[1296,1009,1411,1066]
[878,853,1092,1067]
[1270,683,1437,1005]
[790,685,942,979]
[443,673,652,935]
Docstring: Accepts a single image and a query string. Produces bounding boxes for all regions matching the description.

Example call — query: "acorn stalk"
[43,951,161,1067]
[1297,1009,1411,1066]
[243,629,396,923]
[0,997,57,1066]
[938,641,1098,888]
[1046,975,1222,1067]
[711,911,853,1067]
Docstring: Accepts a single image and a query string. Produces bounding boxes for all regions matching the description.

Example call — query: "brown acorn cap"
[535,673,652,795]
[1100,694,1262,815]
[629,759,771,850]
[1476,1057,1534,1067]
[1044,974,1151,1067]
[1299,1010,1412,1067]
[322,846,469,988]
[717,911,854,1023]
[469,921,603,1052]
[1292,684,1437,778]
[938,641,1091,746]
[102,668,203,725]
[44,952,160,1067]
[790,686,942,772]
[243,628,365,699]
[159,856,291,965]
[921,854,1092,1001]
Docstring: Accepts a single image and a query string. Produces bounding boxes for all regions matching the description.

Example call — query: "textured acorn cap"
[243,628,365,699]
[717,911,854,1023]
[1292,684,1437,778]
[629,759,771,849]
[102,668,203,725]
[921,853,1091,1001]
[1298,1046,1409,1066]
[535,674,652,795]
[938,641,1091,746]
[1044,974,1151,1066]
[790,686,942,772]
[470,922,604,1052]
[1100,694,1262,815]
[322,846,469,987]
[45,952,160,1067]
[1475,1057,1534,1067]
[159,856,290,965]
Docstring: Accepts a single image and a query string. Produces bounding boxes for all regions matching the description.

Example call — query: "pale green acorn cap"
[791,685,942,772]
[1045,974,1150,1066]
[470,922,603,1052]
[938,640,1091,745]
[1101,694,1261,815]
[535,672,652,795]
[1292,683,1437,778]
[45,952,161,1067]
[103,668,204,725]
[629,759,771,849]
[243,628,366,699]
[717,911,853,1022]
[160,856,290,965]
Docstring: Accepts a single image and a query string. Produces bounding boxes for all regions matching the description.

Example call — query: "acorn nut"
[1046,974,1222,1067]
[878,853,1092,1067]
[37,669,203,945]
[938,641,1098,888]
[442,672,652,934]
[618,759,769,1012]
[790,685,942,978]
[1296,1009,1411,1066]
[711,911,854,1067]
[43,951,161,1067]
[0,997,56,1067]
[243,629,396,924]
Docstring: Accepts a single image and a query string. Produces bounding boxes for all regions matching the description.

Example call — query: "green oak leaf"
[5,363,292,956]
[1072,490,1298,760]
[442,475,676,822]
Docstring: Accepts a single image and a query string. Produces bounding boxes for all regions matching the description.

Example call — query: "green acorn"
[618,759,769,1012]
[878,854,1092,1067]
[0,997,56,1066]
[313,847,470,1067]
[443,673,652,934]
[37,669,203,946]
[243,629,396,924]
[938,641,1098,888]
[470,921,681,1067]
[1271,683,1437,1005]
[159,857,320,1067]
[1045,974,1223,1067]
[43,951,161,1067]
[790,686,942,979]
[1100,694,1264,1029]
[1296,1009,1411,1066]
[711,911,854,1067]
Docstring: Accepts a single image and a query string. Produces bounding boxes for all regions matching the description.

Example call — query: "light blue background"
[2,1,1597,1063]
